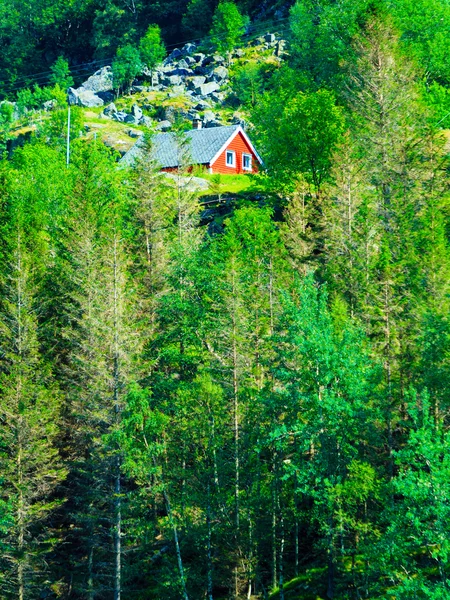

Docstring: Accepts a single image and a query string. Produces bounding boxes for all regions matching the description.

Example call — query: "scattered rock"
[210,91,225,103]
[103,102,118,116]
[194,66,209,76]
[155,120,172,131]
[199,82,221,96]
[77,89,104,107]
[131,103,143,120]
[187,76,207,91]
[139,115,153,127]
[97,90,115,103]
[163,74,183,86]
[170,85,186,95]
[265,33,276,43]
[43,100,56,111]
[274,40,287,57]
[212,55,225,65]
[233,49,245,58]
[194,99,211,110]
[202,110,216,123]
[178,59,190,69]
[81,66,113,93]
[184,56,196,66]
[131,85,149,93]
[127,128,144,138]
[182,43,197,55]
[112,111,128,122]
[211,66,228,82]
[162,106,177,122]
[205,119,222,128]
[193,53,206,64]
[124,113,139,124]
[166,48,183,63]
[68,87,80,105]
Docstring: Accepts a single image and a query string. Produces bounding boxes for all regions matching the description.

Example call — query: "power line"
[0,16,290,97]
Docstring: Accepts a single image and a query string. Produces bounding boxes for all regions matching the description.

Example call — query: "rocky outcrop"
[81,67,113,93]
[68,66,114,107]
[68,87,105,107]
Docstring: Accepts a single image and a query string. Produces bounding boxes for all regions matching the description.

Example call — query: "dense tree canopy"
[1,0,450,598]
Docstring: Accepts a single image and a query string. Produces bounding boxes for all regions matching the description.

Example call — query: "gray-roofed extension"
[120,125,241,168]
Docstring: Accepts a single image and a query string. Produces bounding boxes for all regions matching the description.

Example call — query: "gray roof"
[120,125,241,168]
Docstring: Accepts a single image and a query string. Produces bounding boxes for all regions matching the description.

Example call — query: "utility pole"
[66,95,71,167]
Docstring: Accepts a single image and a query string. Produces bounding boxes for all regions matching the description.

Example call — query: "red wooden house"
[121,124,263,174]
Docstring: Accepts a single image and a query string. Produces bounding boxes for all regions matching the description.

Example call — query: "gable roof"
[120,125,262,169]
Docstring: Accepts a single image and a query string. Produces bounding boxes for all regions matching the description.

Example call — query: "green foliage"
[253,88,345,190]
[376,392,450,597]
[182,0,215,38]
[231,61,265,106]
[139,24,165,76]
[49,56,74,89]
[209,0,245,55]
[387,0,450,85]
[289,0,373,87]
[112,44,142,93]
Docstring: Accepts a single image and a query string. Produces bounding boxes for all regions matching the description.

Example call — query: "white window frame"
[242,153,252,171]
[226,150,236,168]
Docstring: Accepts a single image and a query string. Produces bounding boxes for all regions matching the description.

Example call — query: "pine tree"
[0,216,65,599]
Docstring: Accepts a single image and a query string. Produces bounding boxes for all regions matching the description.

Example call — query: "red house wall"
[210,131,259,174]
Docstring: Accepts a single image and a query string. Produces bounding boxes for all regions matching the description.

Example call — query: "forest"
[1,0,450,599]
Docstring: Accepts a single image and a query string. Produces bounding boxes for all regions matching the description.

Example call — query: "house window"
[242,153,252,171]
[226,150,235,167]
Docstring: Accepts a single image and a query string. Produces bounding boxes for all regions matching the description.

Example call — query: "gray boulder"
[194,100,211,110]
[139,115,153,127]
[275,40,287,57]
[81,66,113,93]
[193,53,206,64]
[155,120,172,131]
[131,103,143,120]
[163,75,183,86]
[131,85,149,93]
[124,113,139,124]
[68,87,80,106]
[103,102,118,116]
[170,67,194,77]
[212,55,225,65]
[127,128,144,138]
[187,76,206,90]
[199,82,221,96]
[43,100,56,111]
[165,48,183,63]
[265,33,276,43]
[112,111,128,123]
[184,56,196,66]
[202,110,216,123]
[77,89,104,107]
[233,49,245,58]
[182,43,197,55]
[97,90,115,103]
[211,66,228,82]
[178,59,189,69]
[194,66,209,76]
[205,119,222,128]
[210,92,225,103]
[163,105,180,122]
[170,85,186,95]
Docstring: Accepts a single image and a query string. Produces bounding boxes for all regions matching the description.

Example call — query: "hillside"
[1,2,450,600]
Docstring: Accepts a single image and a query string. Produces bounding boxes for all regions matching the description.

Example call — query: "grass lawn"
[196,172,260,196]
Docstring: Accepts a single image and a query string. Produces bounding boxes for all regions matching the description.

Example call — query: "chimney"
[192,117,203,130]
